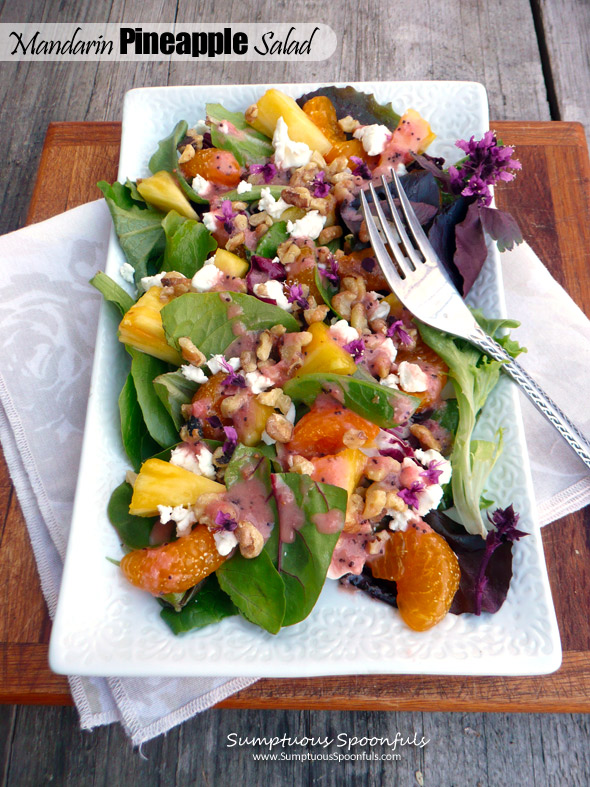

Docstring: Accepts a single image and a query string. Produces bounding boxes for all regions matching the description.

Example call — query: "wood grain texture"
[1,120,589,715]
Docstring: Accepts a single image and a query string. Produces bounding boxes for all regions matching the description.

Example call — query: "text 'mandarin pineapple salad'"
[94,86,526,636]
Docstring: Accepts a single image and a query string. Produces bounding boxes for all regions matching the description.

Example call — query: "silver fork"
[359,169,590,471]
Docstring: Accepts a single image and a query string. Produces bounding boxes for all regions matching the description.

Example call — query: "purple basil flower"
[214,510,238,531]
[350,156,371,180]
[387,319,412,345]
[249,162,277,184]
[449,132,522,207]
[311,171,330,198]
[319,255,340,286]
[343,338,365,360]
[421,460,444,485]
[286,283,309,310]
[398,481,424,510]
[207,415,223,429]
[216,199,238,233]
[220,358,246,388]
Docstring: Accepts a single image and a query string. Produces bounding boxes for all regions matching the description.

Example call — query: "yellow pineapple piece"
[119,287,182,365]
[137,170,198,220]
[249,89,332,156]
[295,322,356,377]
[311,447,366,499]
[212,249,249,278]
[129,458,225,516]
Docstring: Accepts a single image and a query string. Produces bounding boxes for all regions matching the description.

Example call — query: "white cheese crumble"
[157,504,196,538]
[236,179,253,194]
[414,448,452,485]
[261,430,276,446]
[213,529,239,556]
[380,337,398,365]
[272,116,313,169]
[191,264,225,292]
[353,124,392,156]
[416,484,444,516]
[371,299,391,320]
[286,210,326,240]
[202,212,218,232]
[191,173,210,196]
[180,364,208,384]
[329,319,359,345]
[207,355,240,375]
[253,279,292,311]
[170,443,216,480]
[193,119,209,134]
[285,402,296,424]
[139,272,166,292]
[258,187,289,219]
[380,373,400,389]
[119,262,135,284]
[397,361,428,392]
[387,508,417,531]
[245,370,274,394]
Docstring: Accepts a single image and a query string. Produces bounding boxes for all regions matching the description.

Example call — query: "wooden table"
[1,119,590,712]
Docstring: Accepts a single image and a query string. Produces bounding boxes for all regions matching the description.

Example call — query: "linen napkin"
[0,199,589,744]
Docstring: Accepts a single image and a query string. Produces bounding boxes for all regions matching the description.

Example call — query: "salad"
[94,86,527,637]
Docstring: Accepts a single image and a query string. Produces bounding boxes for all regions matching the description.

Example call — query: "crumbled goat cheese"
[253,279,292,311]
[258,187,290,219]
[272,116,313,169]
[387,508,417,531]
[245,370,274,394]
[236,180,253,194]
[287,210,326,240]
[157,504,197,538]
[261,430,276,446]
[193,119,209,134]
[285,402,296,424]
[329,319,359,344]
[207,355,240,375]
[140,271,166,292]
[398,361,428,392]
[353,124,392,156]
[170,443,216,479]
[180,364,208,384]
[380,373,400,389]
[416,484,444,516]
[119,262,135,284]
[380,337,398,365]
[371,299,390,320]
[414,448,452,485]
[202,212,219,232]
[191,264,225,292]
[214,529,239,556]
[396,162,407,176]
[191,173,210,196]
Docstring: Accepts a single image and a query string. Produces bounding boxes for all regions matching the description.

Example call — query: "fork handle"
[471,330,590,470]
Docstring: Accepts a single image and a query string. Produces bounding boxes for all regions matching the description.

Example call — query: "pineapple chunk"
[249,89,332,156]
[129,458,225,516]
[296,322,356,377]
[137,170,198,220]
[212,249,249,278]
[119,287,182,364]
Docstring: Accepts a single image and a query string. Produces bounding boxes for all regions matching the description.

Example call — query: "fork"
[359,169,590,471]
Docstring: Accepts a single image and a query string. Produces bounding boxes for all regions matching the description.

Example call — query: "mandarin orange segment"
[325,138,379,168]
[287,396,380,457]
[179,148,241,187]
[302,96,346,144]
[120,524,225,595]
[370,529,460,631]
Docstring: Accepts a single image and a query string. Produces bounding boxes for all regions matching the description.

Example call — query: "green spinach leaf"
[255,221,289,258]
[174,168,209,205]
[107,481,155,549]
[119,373,161,470]
[224,443,278,489]
[129,348,178,448]
[90,271,134,316]
[314,266,340,314]
[296,86,402,131]
[149,119,187,174]
[162,210,217,277]
[207,103,274,166]
[153,369,200,429]
[160,575,238,634]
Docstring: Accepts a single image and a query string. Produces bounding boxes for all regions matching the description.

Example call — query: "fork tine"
[379,175,423,270]
[359,190,403,289]
[367,182,414,277]
[390,166,438,265]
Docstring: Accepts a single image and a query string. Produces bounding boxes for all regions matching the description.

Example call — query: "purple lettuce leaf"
[479,206,524,253]
[245,254,286,298]
[453,201,488,295]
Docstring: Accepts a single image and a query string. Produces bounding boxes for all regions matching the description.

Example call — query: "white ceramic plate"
[50,81,561,678]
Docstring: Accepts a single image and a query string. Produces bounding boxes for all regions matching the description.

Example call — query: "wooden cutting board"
[1,121,590,711]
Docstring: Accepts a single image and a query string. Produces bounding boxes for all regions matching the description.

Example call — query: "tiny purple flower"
[421,460,444,485]
[397,481,424,510]
[220,358,246,389]
[343,338,365,360]
[207,415,223,429]
[216,199,238,233]
[350,156,371,180]
[311,171,330,198]
[214,510,238,531]
[249,162,277,184]
[319,255,339,286]
[286,283,309,310]
[387,319,412,345]
[450,132,522,207]
[222,425,238,459]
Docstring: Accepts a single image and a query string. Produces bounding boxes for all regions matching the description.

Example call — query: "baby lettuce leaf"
[161,292,299,357]
[221,185,286,203]
[314,267,340,314]
[206,103,274,166]
[162,211,217,277]
[224,443,278,488]
[90,271,134,316]
[255,221,289,258]
[153,370,200,429]
[128,348,178,448]
[98,180,166,281]
[119,373,161,470]
[107,481,155,549]
[216,549,286,634]
[265,474,346,627]
[284,373,419,428]
[174,168,209,205]
[160,575,238,635]
[148,119,188,174]
[296,86,401,131]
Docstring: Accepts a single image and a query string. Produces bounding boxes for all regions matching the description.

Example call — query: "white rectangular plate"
[50,81,561,678]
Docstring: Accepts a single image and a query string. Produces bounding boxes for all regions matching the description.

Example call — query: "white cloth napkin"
[1,199,589,743]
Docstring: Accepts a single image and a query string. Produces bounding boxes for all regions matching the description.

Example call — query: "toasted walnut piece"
[374,353,392,380]
[220,392,248,417]
[265,413,294,443]
[331,290,356,320]
[289,162,320,188]
[363,486,387,519]
[245,103,258,123]
[366,530,390,555]
[338,115,361,133]
[225,231,245,252]
[179,337,206,366]
[359,220,370,243]
[277,392,292,415]
[161,273,193,298]
[385,489,407,512]
[279,331,313,363]
[282,186,312,208]
[410,424,443,451]
[236,521,264,558]
[350,302,368,333]
[365,456,401,482]
[326,156,349,176]
[255,223,271,240]
[232,200,248,211]
[342,275,367,298]
[270,324,287,337]
[256,330,273,362]
[277,240,301,265]
[369,317,388,335]
[310,150,327,168]
[240,350,258,373]
[233,214,248,232]
[257,387,282,408]
[344,493,365,533]
[191,491,225,521]
[304,304,330,325]
[178,145,196,164]
[317,225,343,246]
[249,210,271,227]
[333,180,356,203]
[342,428,369,449]
[316,246,333,265]
[290,454,316,476]
[309,197,329,214]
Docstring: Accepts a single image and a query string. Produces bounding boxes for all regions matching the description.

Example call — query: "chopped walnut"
[191,491,226,521]
[245,103,258,123]
[232,200,248,211]
[365,456,401,482]
[270,324,287,338]
[233,214,248,232]
[310,150,327,168]
[220,391,248,417]
[385,490,406,512]
[369,317,388,335]
[282,186,312,208]
[410,424,443,451]
[326,156,349,176]
[304,304,330,325]
[279,331,312,363]
[309,197,328,214]
[276,240,301,265]
[342,428,369,449]
[240,350,258,373]
[249,210,271,227]
[317,225,343,246]
[160,272,192,298]
[289,455,315,476]
[225,232,245,252]
[236,521,264,558]
[350,302,368,333]
[178,145,195,164]
[331,290,356,320]
[257,387,291,415]
[344,493,365,533]
[256,330,273,362]
[363,486,387,519]
[179,337,206,366]
[289,162,320,188]
[366,530,390,555]
[342,275,367,298]
[338,115,361,133]
[264,413,294,443]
